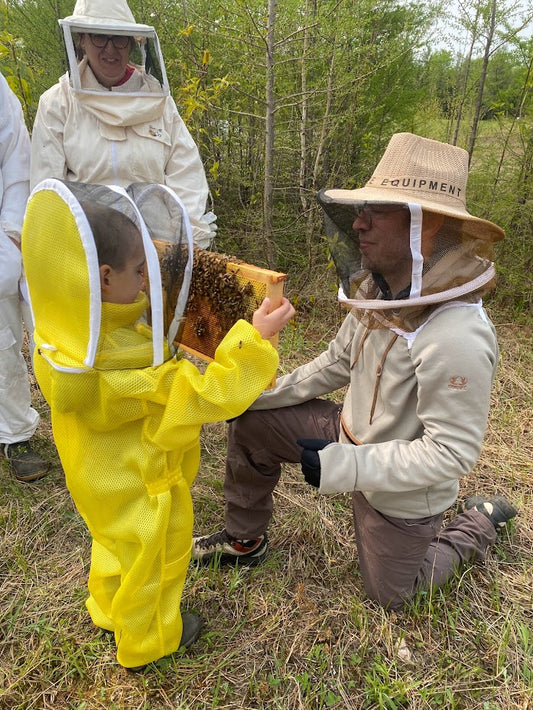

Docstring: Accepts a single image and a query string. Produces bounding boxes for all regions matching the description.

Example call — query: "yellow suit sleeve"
[148,319,279,449]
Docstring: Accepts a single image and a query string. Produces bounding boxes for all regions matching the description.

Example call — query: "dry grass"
[0,300,531,710]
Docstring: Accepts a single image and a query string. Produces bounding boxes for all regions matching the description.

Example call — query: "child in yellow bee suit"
[22,180,294,670]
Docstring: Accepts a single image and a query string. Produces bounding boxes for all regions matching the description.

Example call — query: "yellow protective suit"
[22,180,279,668]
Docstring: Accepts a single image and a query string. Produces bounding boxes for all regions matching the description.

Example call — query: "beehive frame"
[178,249,286,362]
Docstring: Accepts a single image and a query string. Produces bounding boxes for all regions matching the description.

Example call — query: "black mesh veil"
[317,189,497,315]
[126,183,194,347]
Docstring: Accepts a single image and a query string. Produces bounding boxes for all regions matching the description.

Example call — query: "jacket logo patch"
[448,375,468,390]
[149,125,162,137]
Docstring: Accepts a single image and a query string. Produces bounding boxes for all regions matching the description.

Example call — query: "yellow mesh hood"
[22,180,192,373]
[23,186,100,370]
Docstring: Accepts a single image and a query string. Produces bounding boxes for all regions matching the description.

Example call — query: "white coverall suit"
[0,73,39,445]
[30,0,214,248]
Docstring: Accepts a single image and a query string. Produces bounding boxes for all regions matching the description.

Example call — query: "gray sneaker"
[464,494,517,530]
[192,529,268,566]
[2,440,48,482]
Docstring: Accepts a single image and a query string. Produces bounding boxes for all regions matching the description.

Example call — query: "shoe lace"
[196,530,231,550]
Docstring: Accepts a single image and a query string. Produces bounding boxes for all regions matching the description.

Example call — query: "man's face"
[352,204,412,292]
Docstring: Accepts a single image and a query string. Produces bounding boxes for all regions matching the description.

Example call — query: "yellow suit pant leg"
[76,475,194,668]
[86,539,121,631]
[113,478,194,668]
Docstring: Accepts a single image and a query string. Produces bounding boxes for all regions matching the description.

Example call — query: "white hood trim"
[106,185,165,366]
[126,183,194,349]
[408,203,423,299]
[28,179,102,369]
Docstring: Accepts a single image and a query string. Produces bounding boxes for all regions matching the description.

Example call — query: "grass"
[0,296,531,710]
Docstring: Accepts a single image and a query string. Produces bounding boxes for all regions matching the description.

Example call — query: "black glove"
[297,438,333,488]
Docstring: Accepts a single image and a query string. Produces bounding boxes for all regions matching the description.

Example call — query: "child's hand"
[252,297,295,340]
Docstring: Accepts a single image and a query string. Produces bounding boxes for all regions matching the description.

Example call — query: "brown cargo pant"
[222,399,497,610]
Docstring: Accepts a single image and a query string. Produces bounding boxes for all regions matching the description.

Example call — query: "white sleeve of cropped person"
[201,211,217,244]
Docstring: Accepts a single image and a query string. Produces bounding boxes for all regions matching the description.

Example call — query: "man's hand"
[297,438,333,488]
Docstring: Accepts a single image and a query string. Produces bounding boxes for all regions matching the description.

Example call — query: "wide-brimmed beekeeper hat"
[319,132,504,243]
[317,133,504,313]
[61,0,153,34]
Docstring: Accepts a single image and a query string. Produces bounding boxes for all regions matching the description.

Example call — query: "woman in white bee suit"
[30,0,216,248]
[21,179,294,669]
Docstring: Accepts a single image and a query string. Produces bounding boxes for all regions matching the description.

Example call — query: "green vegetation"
[0,305,531,709]
[2,0,531,311]
[0,1,531,706]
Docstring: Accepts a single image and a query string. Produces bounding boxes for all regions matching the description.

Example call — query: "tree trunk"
[305,33,337,269]
[263,0,276,268]
[467,0,497,164]
[298,0,310,218]
[452,4,481,145]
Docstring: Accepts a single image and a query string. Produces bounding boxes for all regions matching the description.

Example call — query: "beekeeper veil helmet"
[22,179,193,372]
[318,133,504,325]
[60,0,169,96]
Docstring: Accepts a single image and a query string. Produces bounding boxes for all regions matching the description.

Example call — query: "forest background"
[0,1,532,709]
[1,0,532,314]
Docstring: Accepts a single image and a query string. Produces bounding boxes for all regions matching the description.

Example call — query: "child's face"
[100,245,146,304]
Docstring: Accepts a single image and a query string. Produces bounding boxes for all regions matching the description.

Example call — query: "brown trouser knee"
[223,400,498,609]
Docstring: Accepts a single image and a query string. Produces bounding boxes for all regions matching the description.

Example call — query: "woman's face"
[80,34,131,88]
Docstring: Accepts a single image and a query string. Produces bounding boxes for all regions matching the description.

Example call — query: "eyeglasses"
[353,204,408,224]
[88,34,131,50]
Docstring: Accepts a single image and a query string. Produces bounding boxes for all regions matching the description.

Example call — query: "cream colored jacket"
[252,302,498,519]
[30,61,211,246]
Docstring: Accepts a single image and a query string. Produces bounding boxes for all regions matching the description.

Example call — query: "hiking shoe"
[2,440,48,482]
[126,612,202,672]
[464,494,518,530]
[192,529,268,566]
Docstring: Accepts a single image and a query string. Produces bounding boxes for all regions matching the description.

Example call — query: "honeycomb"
[153,243,286,361]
